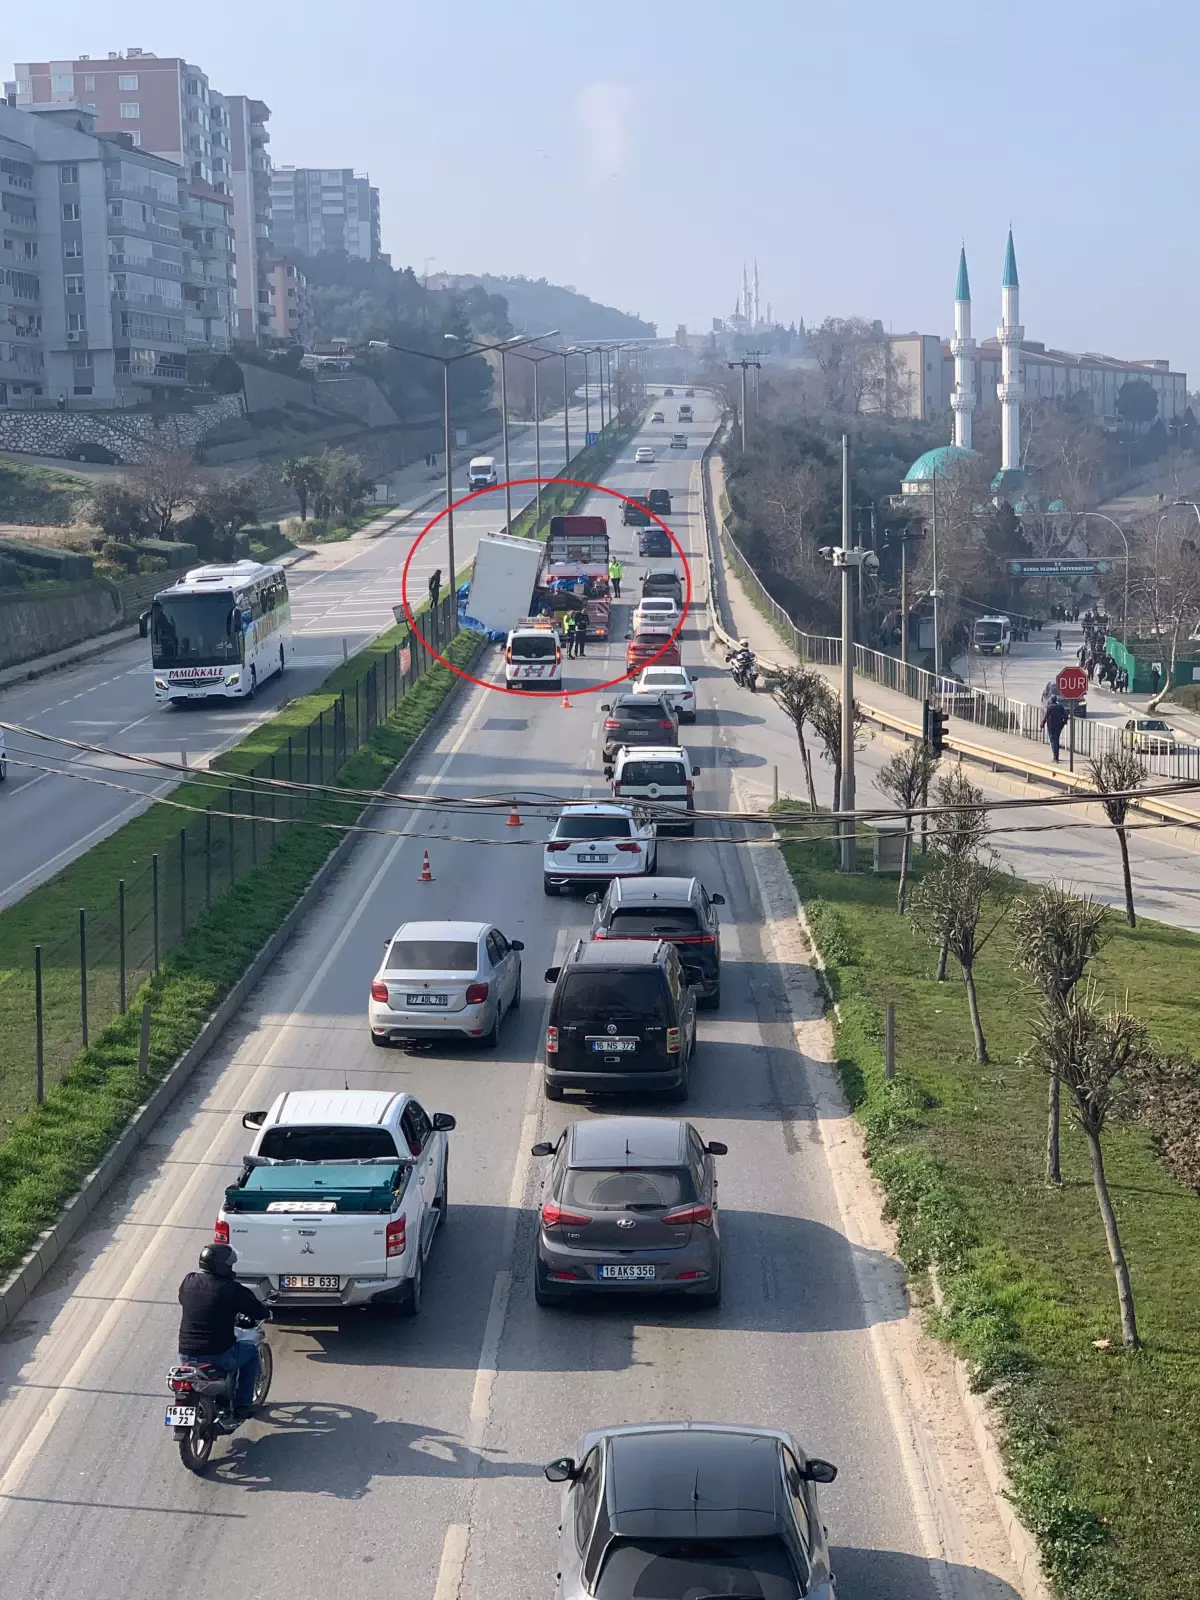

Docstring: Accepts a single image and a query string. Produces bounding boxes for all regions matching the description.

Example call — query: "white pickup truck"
[217,1089,453,1314]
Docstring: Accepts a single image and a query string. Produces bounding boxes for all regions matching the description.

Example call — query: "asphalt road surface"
[0,396,1018,1599]
[0,401,582,911]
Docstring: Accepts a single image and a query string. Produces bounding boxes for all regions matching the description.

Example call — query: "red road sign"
[1056,665,1089,701]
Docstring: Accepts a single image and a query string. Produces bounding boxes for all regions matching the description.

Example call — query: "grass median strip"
[778,824,1200,1600]
[0,626,482,1280]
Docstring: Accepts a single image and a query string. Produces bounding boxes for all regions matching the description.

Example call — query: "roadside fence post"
[179,827,188,938]
[152,854,160,970]
[339,692,347,768]
[138,1003,151,1081]
[79,908,88,1048]
[34,945,44,1105]
[228,791,237,889]
[205,806,212,908]
[270,753,278,827]
[885,1002,896,1081]
[355,678,361,751]
[250,787,258,865]
[118,878,127,1014]
[318,709,325,787]
[306,722,312,790]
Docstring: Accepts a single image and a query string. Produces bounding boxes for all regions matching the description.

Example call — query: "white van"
[505,618,563,690]
[468,456,498,489]
[608,745,700,834]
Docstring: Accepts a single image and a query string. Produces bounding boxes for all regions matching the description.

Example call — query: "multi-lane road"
[0,394,1024,1599]
[0,402,582,910]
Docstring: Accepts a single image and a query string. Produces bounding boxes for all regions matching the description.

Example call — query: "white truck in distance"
[468,456,498,489]
[217,1089,453,1313]
[463,533,545,637]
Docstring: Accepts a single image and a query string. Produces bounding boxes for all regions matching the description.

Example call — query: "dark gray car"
[532,1117,724,1306]
[600,693,679,763]
[544,1422,839,1599]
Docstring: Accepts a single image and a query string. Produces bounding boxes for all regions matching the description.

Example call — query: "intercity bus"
[143,559,292,704]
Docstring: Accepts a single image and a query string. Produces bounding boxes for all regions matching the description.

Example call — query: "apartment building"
[0,98,240,407]
[269,166,380,261]
[221,95,273,341]
[265,257,309,343]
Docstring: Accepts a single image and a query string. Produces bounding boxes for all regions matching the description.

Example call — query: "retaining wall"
[0,395,244,464]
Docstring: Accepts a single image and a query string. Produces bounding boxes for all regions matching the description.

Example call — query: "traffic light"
[927,703,947,756]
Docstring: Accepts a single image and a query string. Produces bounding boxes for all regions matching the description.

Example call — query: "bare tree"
[1086,750,1145,926]
[1129,1050,1200,1195]
[876,742,940,913]
[808,681,868,815]
[1030,991,1156,1348]
[128,443,202,538]
[909,851,1009,1064]
[771,665,827,811]
[928,765,987,979]
[807,317,891,415]
[1011,885,1110,1186]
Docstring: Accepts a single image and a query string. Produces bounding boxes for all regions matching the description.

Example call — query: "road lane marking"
[433,1524,469,1600]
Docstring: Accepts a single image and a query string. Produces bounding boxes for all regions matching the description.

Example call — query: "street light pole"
[510,345,560,533]
[560,348,572,466]
[442,362,454,594]
[583,350,591,442]
[499,346,512,534]
[727,356,761,453]
[1078,509,1130,643]
[840,433,856,873]
[930,473,941,680]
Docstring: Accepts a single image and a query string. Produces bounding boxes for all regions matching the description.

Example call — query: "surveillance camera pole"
[727,355,762,454]
[839,433,856,872]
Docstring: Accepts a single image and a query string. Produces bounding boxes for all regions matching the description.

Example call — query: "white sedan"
[634,446,656,464]
[632,663,697,721]
[543,803,657,896]
[632,595,682,633]
[369,919,523,1048]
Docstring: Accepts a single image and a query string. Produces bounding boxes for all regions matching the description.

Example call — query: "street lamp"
[509,342,562,534]
[1076,509,1130,642]
[559,347,578,467]
[464,330,558,535]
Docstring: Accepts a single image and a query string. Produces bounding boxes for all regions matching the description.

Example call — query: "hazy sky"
[9,0,1200,377]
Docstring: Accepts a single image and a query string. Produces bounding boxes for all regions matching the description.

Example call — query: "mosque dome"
[902,444,982,493]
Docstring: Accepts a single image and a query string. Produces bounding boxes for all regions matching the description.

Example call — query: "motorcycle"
[165,1317,273,1473]
[726,648,758,692]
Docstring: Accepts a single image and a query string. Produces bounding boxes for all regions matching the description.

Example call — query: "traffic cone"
[418,849,434,882]
[561,691,572,709]
[507,800,523,827]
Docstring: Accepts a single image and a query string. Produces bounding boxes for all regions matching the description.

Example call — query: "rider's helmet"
[738,638,750,651]
[198,1243,238,1277]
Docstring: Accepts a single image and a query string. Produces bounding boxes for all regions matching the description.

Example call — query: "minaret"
[949,245,976,449]
[753,260,761,327]
[741,263,751,325]
[997,227,1024,471]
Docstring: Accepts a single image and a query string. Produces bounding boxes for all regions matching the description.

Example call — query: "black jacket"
[178,1271,266,1356]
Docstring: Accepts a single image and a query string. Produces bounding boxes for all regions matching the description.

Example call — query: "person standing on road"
[563,610,577,658]
[1054,630,1062,652]
[608,556,623,599]
[1150,662,1162,694]
[574,607,589,658]
[1041,697,1070,764]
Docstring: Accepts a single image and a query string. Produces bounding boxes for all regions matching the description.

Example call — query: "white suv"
[543,803,657,896]
[609,746,699,834]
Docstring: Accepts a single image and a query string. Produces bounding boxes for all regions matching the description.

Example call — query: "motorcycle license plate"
[599,1264,655,1279]
[279,1274,340,1290]
[165,1405,197,1427]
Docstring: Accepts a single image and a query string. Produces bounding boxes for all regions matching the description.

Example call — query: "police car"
[505,617,563,691]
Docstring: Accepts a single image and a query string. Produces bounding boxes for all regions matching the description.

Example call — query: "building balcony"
[1,209,37,231]
[1,171,34,192]
[113,288,186,312]
[108,213,183,244]
[109,252,186,278]
[105,177,171,204]
[116,358,187,384]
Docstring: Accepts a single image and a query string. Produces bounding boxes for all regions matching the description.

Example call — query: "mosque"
[900,229,1038,510]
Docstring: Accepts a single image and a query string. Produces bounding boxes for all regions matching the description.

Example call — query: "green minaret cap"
[955,245,970,302]
[1002,228,1019,289]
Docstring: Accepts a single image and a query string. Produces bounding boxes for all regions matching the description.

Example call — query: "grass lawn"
[0,460,88,526]
[779,824,1200,1600]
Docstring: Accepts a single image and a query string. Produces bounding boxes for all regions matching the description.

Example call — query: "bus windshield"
[151,592,244,667]
[974,621,1006,644]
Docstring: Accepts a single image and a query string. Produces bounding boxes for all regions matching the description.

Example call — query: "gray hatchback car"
[532,1117,725,1306]
[544,1422,839,1599]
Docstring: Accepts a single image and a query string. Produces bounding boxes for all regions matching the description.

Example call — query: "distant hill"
[432,274,655,344]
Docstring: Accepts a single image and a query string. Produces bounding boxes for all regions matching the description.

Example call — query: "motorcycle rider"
[726,639,757,688]
[178,1244,268,1421]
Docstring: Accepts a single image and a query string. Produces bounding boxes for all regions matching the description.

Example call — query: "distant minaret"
[741,263,751,324]
[949,245,976,449]
[997,227,1024,471]
[753,260,761,327]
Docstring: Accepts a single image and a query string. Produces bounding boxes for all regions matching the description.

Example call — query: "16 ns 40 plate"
[599,1264,655,1280]
[279,1274,340,1291]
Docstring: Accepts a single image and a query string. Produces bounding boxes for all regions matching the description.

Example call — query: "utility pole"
[727,354,762,453]
[930,473,942,680]
[900,537,909,666]
[840,433,856,873]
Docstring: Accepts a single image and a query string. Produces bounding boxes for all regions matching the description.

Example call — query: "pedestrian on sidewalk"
[1041,698,1070,763]
[1054,630,1062,652]
[608,556,623,599]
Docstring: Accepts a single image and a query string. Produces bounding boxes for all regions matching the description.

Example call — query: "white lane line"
[0,680,495,1503]
[433,1524,470,1600]
[468,1272,512,1430]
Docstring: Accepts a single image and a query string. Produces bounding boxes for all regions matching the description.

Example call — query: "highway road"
[0,395,1022,1599]
[0,398,588,911]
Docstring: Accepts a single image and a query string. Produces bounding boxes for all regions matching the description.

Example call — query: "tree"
[1011,886,1110,1186]
[1128,1049,1200,1196]
[808,317,891,415]
[928,766,988,979]
[280,456,324,521]
[876,742,940,913]
[807,681,867,818]
[1086,750,1145,926]
[909,852,1009,1064]
[194,475,262,561]
[1116,378,1158,432]
[1030,991,1155,1348]
[82,480,153,544]
[771,665,828,811]
[312,448,368,521]
[128,444,201,538]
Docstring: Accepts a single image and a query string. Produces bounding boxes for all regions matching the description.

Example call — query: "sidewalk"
[704,450,1200,828]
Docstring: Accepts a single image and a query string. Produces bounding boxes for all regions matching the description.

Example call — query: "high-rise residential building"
[13,49,215,184]
[0,98,237,407]
[269,167,380,261]
[265,257,309,344]
[220,94,273,342]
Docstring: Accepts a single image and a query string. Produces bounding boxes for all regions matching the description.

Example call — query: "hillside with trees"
[431,273,655,344]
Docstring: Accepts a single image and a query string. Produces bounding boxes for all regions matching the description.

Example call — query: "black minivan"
[543,939,699,1102]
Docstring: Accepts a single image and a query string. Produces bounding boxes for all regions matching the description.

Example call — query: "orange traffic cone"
[507,800,523,827]
[561,691,572,709]
[418,849,434,882]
